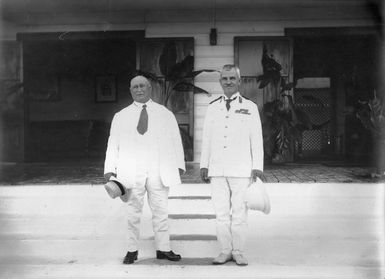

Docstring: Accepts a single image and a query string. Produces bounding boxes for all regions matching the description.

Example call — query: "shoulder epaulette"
[209,96,222,104]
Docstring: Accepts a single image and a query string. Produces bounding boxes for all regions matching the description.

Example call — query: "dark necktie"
[137,104,148,135]
[225,98,236,111]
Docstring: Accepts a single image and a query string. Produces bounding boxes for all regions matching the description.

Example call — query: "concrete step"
[1,215,380,240]
[0,183,382,239]
[0,197,380,218]
[0,183,381,198]
[0,186,382,217]
[167,196,380,217]
[169,183,382,199]
[138,214,384,240]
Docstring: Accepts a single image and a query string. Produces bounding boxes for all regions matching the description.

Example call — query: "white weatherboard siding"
[0,5,377,162]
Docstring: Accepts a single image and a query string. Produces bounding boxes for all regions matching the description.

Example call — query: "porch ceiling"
[0,0,377,24]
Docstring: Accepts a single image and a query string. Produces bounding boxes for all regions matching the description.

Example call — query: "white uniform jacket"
[104,100,185,187]
[200,92,264,177]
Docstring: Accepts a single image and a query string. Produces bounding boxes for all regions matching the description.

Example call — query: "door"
[0,41,24,162]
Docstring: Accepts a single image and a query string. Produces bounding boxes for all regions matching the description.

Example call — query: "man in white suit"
[200,64,266,266]
[104,75,185,264]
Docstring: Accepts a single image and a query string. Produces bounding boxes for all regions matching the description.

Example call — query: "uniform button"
[224,146,227,148]
[225,126,228,128]
[225,116,229,118]
[224,135,227,138]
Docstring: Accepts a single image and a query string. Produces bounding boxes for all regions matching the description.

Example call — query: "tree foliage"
[357,90,385,143]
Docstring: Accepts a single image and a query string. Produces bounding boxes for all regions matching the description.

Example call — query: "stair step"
[1,183,381,218]
[164,183,382,198]
[168,196,210,200]
[1,193,379,217]
[1,183,381,198]
[167,197,381,217]
[168,214,215,219]
[146,235,217,241]
[0,215,380,240]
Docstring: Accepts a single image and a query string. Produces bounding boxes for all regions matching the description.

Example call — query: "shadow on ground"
[135,258,216,266]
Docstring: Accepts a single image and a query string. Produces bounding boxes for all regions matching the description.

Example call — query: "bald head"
[130,75,150,88]
[130,75,152,103]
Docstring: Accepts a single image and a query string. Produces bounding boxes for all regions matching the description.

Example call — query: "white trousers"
[126,172,170,252]
[210,177,249,255]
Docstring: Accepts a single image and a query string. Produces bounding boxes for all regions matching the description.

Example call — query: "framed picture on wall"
[95,75,117,103]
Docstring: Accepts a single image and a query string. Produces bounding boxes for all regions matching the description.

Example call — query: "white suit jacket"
[104,100,185,187]
[200,92,264,177]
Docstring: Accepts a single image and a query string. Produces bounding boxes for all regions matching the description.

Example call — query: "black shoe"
[123,250,138,264]
[156,250,181,261]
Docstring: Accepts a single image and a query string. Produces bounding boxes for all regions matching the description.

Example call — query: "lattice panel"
[294,88,332,157]
[295,88,331,105]
[295,88,331,127]
[302,130,322,152]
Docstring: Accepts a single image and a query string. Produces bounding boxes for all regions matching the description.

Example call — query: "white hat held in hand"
[244,178,271,214]
[104,176,131,203]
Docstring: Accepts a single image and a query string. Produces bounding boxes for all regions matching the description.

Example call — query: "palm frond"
[189,70,219,78]
[173,82,210,94]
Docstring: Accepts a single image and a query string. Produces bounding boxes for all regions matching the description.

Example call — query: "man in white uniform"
[104,75,185,264]
[200,64,266,266]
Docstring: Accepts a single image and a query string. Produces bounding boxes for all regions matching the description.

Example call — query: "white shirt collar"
[223,92,240,101]
[134,99,152,108]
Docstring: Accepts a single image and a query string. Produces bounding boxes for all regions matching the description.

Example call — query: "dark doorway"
[20,32,139,162]
[289,28,380,163]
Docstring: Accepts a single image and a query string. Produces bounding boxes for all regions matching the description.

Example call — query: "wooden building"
[0,0,383,165]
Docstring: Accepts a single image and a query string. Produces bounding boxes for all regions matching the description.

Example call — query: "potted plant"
[257,44,315,163]
[262,94,313,163]
[356,90,385,176]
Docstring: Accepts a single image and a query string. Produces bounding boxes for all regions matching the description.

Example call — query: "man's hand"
[200,168,210,183]
[251,169,267,183]
[104,172,116,181]
[179,168,185,176]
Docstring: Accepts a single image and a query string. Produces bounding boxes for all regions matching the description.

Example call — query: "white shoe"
[232,254,248,266]
[212,253,232,265]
